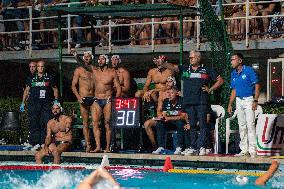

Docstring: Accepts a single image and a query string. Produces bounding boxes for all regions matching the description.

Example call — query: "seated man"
[152,86,190,155]
[35,102,72,164]
[135,55,174,102]
[144,76,177,148]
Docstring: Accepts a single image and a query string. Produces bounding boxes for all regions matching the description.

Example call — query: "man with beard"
[35,102,72,164]
[111,55,131,97]
[91,55,121,152]
[135,55,174,102]
[71,49,95,152]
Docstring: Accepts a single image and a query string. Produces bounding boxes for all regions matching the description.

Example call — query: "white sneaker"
[184,148,197,156]
[31,144,40,151]
[199,147,206,156]
[174,147,182,155]
[234,151,249,157]
[181,148,190,155]
[152,147,164,154]
[75,43,81,48]
[205,148,212,155]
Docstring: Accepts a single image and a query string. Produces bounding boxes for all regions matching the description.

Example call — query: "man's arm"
[22,86,30,104]
[252,83,261,111]
[227,89,236,115]
[143,70,153,93]
[52,86,59,100]
[64,117,72,134]
[208,75,224,93]
[71,69,83,103]
[161,62,179,73]
[121,69,131,94]
[113,73,121,97]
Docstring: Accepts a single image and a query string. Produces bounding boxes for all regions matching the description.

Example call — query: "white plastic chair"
[211,105,225,154]
[225,105,263,154]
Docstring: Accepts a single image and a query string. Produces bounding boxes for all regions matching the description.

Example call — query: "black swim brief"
[54,141,72,146]
[82,96,96,106]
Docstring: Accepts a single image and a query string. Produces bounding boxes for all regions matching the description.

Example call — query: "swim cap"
[52,101,63,112]
[236,175,249,185]
[83,51,94,60]
[111,55,121,63]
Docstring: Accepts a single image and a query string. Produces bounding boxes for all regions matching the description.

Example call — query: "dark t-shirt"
[162,96,183,116]
[27,73,56,102]
[178,64,218,105]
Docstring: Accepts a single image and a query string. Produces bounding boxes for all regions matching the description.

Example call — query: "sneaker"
[250,153,257,158]
[234,151,249,157]
[31,144,41,151]
[205,148,212,155]
[152,147,165,154]
[184,148,197,156]
[199,147,206,156]
[181,148,190,155]
[174,147,182,155]
[75,43,81,48]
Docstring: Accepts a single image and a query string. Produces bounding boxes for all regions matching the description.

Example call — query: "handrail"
[0,0,283,55]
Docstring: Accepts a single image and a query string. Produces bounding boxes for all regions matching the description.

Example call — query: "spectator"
[228,53,260,158]
[152,86,190,155]
[268,2,284,38]
[0,4,5,50]
[161,50,224,156]
[70,0,85,48]
[20,60,59,147]
[35,102,72,164]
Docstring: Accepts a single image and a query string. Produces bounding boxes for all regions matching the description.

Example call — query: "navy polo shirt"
[162,96,183,116]
[230,65,259,98]
[179,64,219,105]
[27,73,56,102]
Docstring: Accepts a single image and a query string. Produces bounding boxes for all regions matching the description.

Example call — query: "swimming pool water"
[0,168,283,189]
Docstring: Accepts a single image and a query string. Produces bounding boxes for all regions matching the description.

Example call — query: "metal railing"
[0,0,283,56]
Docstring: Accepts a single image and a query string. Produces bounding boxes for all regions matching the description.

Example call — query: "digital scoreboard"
[111,98,141,128]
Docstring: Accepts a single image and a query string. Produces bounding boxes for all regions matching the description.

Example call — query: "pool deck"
[0,151,283,170]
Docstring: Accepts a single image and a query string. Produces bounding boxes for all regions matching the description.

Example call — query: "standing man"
[228,53,260,158]
[135,55,174,102]
[35,102,72,164]
[111,55,131,97]
[91,55,121,152]
[71,49,95,152]
[161,50,224,156]
[20,60,59,147]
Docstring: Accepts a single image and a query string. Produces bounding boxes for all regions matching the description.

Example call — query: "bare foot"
[104,148,111,153]
[85,145,91,153]
[90,148,102,153]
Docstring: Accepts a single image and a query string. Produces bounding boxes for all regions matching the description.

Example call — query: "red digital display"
[115,98,137,110]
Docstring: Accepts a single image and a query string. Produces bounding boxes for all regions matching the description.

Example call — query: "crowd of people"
[0,0,283,50]
[18,49,260,164]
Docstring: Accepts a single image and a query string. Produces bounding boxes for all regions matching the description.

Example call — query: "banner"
[256,114,284,156]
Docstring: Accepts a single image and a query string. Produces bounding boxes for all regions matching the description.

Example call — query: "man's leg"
[185,105,198,149]
[91,103,103,152]
[80,104,91,152]
[27,101,41,146]
[243,97,256,156]
[236,98,249,154]
[144,119,158,147]
[103,103,112,152]
[155,121,167,148]
[175,120,186,149]
[196,105,210,151]
[40,102,52,145]
[50,143,71,164]
[35,147,49,164]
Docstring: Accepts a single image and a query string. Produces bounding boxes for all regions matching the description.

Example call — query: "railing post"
[67,3,71,53]
[57,14,63,98]
[108,0,112,53]
[28,7,33,57]
[151,0,155,52]
[245,0,249,47]
[196,0,200,50]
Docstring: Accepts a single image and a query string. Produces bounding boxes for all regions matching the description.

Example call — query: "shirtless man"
[71,50,94,152]
[35,103,72,164]
[85,55,121,153]
[135,55,174,102]
[111,55,131,97]
[144,76,181,147]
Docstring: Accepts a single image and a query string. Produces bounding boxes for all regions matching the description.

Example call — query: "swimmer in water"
[255,160,279,186]
[77,167,120,189]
